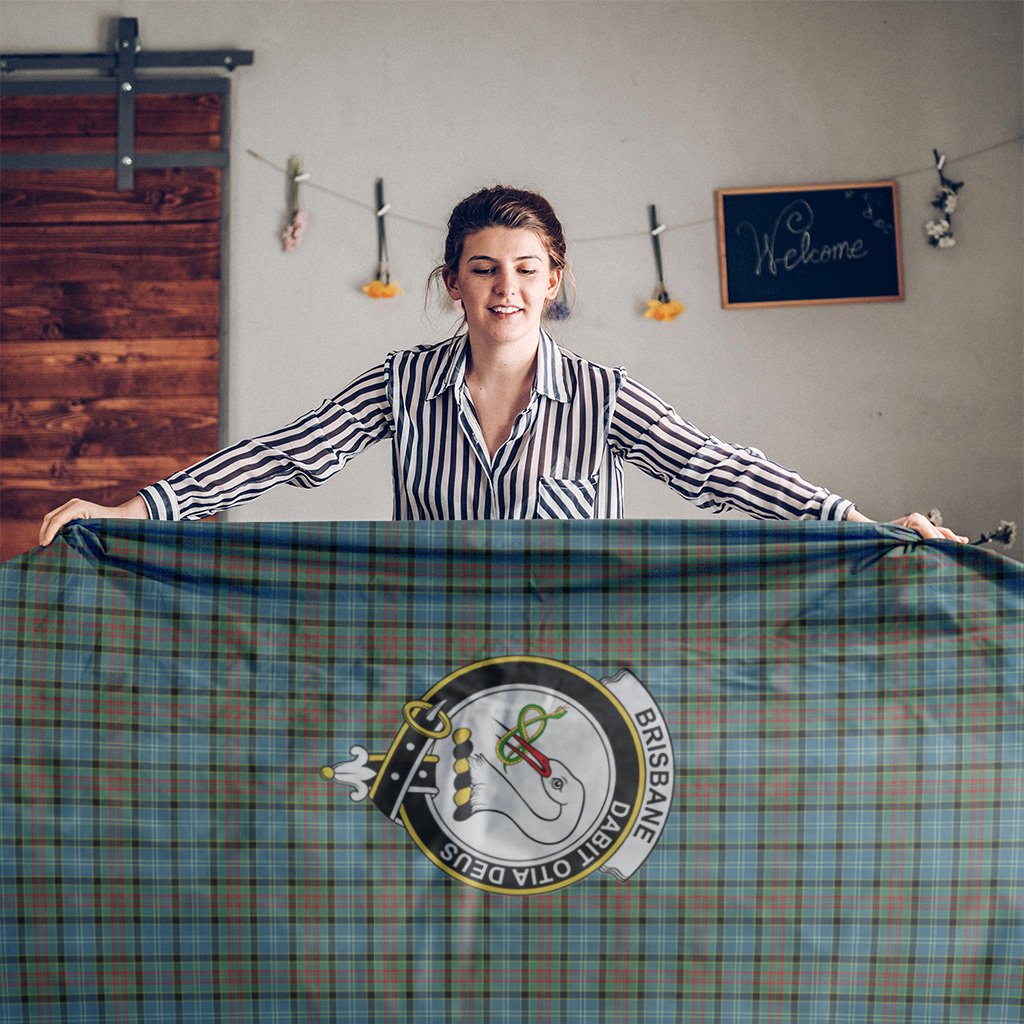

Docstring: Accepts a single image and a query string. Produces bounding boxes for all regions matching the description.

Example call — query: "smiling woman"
[38,185,967,544]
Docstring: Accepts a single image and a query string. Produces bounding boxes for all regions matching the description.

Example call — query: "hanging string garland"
[248,132,1021,303]
[924,149,964,249]
[281,155,309,251]
[643,204,685,322]
[361,178,401,299]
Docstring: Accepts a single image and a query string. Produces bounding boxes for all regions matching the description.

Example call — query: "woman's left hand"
[847,508,969,543]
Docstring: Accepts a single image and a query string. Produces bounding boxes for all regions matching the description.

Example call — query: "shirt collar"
[535,328,571,402]
[426,329,570,403]
[426,334,469,399]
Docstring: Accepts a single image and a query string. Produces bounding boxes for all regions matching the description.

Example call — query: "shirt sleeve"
[139,361,394,520]
[607,374,855,521]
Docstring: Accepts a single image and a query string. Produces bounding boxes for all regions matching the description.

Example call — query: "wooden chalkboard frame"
[716,181,904,310]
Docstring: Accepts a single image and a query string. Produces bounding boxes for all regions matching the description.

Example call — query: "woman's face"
[445,227,561,350]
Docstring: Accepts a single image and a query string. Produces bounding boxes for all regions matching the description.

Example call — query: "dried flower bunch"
[363,178,401,299]
[925,150,963,249]
[644,204,685,322]
[282,156,309,252]
[644,297,685,322]
[282,210,308,251]
[546,277,572,322]
[973,521,1017,547]
[932,510,1016,548]
[362,279,402,299]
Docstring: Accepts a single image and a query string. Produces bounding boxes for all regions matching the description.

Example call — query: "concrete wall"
[3,0,1021,548]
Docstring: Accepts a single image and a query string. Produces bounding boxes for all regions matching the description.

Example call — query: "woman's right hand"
[39,494,149,548]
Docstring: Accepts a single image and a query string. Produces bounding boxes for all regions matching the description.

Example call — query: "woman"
[38,186,966,545]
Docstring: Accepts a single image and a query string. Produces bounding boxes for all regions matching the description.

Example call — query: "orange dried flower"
[644,299,685,322]
[361,279,402,299]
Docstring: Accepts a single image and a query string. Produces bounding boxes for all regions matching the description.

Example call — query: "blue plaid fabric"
[1,519,1022,1022]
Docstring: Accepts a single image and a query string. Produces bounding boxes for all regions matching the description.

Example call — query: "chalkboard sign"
[716,181,904,309]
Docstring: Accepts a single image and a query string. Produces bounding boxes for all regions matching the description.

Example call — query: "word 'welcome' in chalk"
[736,200,868,277]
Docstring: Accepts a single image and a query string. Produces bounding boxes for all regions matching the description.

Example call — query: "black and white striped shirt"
[140,332,853,522]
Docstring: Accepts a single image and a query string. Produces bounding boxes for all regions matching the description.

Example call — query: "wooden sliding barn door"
[0,22,250,561]
[0,94,223,560]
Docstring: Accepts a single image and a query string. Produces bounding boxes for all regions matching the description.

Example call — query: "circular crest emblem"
[322,657,674,896]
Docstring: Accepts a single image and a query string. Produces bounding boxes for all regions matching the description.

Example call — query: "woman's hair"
[428,185,573,319]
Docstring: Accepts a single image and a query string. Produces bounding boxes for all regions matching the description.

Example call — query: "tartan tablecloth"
[1,519,1022,1023]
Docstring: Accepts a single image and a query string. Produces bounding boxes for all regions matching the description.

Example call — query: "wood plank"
[0,94,223,138]
[1,134,222,155]
[0,222,220,284]
[1,339,219,398]
[1,168,222,225]
[1,519,45,562]
[1,455,201,522]
[1,397,218,459]
[1,279,219,340]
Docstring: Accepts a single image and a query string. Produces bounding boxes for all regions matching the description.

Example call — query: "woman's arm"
[37,361,394,545]
[609,375,853,521]
[609,375,968,541]
[140,363,393,521]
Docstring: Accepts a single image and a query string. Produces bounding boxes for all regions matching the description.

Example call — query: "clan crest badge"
[321,657,674,895]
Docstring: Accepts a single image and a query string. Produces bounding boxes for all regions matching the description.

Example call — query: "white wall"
[3,0,1022,549]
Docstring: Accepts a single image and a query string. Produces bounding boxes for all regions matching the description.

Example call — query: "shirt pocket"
[535,475,599,519]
